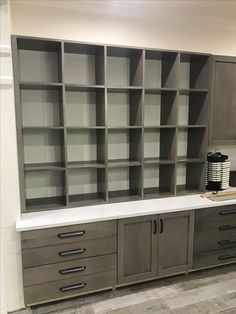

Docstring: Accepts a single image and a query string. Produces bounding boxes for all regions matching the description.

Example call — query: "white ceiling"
[9,0,236,30]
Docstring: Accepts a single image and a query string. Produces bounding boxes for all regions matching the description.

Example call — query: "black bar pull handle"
[60,282,86,292]
[58,248,85,256]
[59,266,86,275]
[218,239,236,246]
[153,220,157,234]
[160,219,164,234]
[219,224,236,231]
[217,254,236,261]
[220,209,236,216]
[58,230,85,238]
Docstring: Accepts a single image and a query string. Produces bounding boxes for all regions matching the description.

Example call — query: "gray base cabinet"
[117,211,194,285]
[158,211,194,277]
[118,215,158,284]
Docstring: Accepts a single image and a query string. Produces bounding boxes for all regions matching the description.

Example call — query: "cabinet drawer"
[22,237,117,268]
[193,248,236,269]
[21,220,117,249]
[194,233,236,253]
[23,253,117,286]
[195,218,236,239]
[24,270,117,306]
[196,205,236,223]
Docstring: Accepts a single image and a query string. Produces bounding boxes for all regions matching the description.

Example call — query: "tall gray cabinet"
[12,35,210,212]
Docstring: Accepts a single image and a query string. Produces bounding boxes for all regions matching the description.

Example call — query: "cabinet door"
[210,56,236,145]
[158,210,194,277]
[118,215,158,285]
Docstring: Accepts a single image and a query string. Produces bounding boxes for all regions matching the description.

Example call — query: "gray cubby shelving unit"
[12,36,210,212]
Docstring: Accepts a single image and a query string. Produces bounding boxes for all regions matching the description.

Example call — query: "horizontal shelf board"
[24,163,65,171]
[107,86,143,92]
[17,38,61,52]
[108,159,141,168]
[20,82,63,90]
[144,158,175,165]
[108,190,140,202]
[108,126,142,130]
[145,88,178,94]
[26,196,66,211]
[68,161,105,169]
[144,125,176,129]
[179,88,208,95]
[144,187,174,197]
[67,126,105,130]
[69,193,105,205]
[176,185,203,195]
[23,126,64,130]
[65,84,105,91]
[178,125,207,129]
[177,156,205,163]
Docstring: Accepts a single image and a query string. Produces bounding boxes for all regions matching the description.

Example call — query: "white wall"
[2,1,236,311]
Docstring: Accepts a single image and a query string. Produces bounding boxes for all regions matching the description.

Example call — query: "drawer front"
[22,237,117,268]
[193,248,236,269]
[195,218,236,239]
[24,270,117,306]
[196,205,236,223]
[21,220,117,249]
[23,253,117,286]
[194,233,236,253]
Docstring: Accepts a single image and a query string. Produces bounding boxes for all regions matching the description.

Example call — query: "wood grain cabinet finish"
[194,205,236,269]
[157,210,194,277]
[118,215,158,284]
[210,56,236,145]
[21,220,118,305]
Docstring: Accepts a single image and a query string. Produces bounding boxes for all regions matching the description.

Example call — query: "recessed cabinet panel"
[158,211,194,277]
[118,215,157,284]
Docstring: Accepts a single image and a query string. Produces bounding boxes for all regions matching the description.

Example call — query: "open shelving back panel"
[12,35,210,212]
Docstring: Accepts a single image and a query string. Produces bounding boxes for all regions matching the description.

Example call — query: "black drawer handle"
[58,231,85,238]
[60,282,86,292]
[220,209,236,216]
[58,248,85,256]
[219,224,236,231]
[59,266,86,275]
[218,239,236,246]
[217,254,236,261]
[160,219,164,234]
[153,220,157,235]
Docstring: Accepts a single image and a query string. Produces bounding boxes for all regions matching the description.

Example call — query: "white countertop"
[16,192,236,232]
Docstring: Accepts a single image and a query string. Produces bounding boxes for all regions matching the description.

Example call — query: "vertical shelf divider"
[11,35,27,212]
[61,41,69,206]
[104,46,109,202]
[140,49,145,198]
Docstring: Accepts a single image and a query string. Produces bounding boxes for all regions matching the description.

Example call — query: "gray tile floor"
[11,264,236,314]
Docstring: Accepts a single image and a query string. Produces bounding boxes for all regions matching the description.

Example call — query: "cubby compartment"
[177,127,207,162]
[21,86,63,127]
[65,86,105,127]
[107,89,142,127]
[108,129,142,166]
[67,129,106,168]
[23,129,65,170]
[178,90,208,125]
[144,164,175,197]
[17,38,62,83]
[144,90,177,126]
[180,53,209,90]
[25,170,66,210]
[145,50,178,89]
[68,168,106,205]
[107,47,143,87]
[144,128,176,164]
[176,162,205,194]
[64,43,105,85]
[108,166,141,201]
